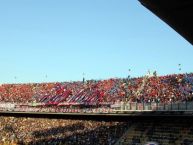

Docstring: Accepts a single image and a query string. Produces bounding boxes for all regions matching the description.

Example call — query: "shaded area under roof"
[139,0,193,45]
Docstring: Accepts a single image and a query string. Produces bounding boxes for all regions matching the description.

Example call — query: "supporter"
[0,73,193,112]
[0,117,129,145]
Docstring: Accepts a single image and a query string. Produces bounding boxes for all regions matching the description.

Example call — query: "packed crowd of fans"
[1,116,193,145]
[0,117,130,145]
[0,73,193,106]
[1,73,193,145]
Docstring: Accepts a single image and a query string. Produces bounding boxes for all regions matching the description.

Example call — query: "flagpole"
[82,73,85,83]
[178,64,182,73]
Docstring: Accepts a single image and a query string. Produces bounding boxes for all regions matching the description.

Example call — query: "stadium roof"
[139,0,193,45]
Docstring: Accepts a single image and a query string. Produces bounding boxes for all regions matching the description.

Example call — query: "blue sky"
[0,0,192,84]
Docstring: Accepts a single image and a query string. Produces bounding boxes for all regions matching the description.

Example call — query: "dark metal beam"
[139,0,193,45]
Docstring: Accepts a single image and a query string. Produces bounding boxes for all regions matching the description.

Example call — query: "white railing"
[114,101,193,111]
[1,102,193,113]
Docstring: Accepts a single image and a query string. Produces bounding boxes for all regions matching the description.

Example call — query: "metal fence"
[1,102,193,113]
[116,101,193,111]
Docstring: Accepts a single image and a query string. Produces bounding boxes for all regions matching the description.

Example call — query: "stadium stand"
[0,73,193,113]
[116,118,193,145]
[0,116,130,145]
[1,117,193,144]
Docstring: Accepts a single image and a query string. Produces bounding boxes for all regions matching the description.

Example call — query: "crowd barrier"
[1,102,193,113]
[116,101,193,111]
